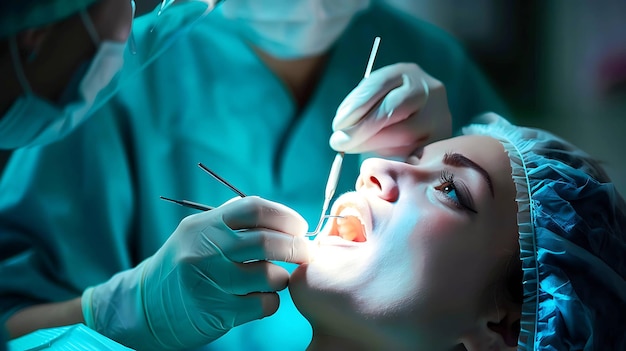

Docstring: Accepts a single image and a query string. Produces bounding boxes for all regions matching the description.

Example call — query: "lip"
[317,235,363,248]
[316,192,372,246]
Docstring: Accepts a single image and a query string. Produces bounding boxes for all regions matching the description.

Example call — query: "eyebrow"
[443,152,494,197]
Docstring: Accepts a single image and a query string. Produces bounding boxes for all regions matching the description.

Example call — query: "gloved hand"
[82,196,311,350]
[330,62,452,158]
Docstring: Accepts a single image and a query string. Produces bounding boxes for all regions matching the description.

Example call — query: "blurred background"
[134,0,626,194]
[379,0,626,194]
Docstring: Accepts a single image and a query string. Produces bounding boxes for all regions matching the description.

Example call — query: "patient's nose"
[357,158,401,203]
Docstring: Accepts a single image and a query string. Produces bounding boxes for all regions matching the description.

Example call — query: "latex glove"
[82,196,311,350]
[330,62,452,158]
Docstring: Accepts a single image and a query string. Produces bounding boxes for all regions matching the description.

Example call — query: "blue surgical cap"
[0,0,99,39]
[463,113,626,350]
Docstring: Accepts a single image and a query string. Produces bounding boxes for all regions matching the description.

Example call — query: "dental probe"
[198,162,247,198]
[161,164,246,212]
[364,36,381,79]
[306,152,345,236]
[307,37,382,238]
[160,196,214,211]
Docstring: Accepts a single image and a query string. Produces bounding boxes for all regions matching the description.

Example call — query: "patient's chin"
[288,266,332,322]
[289,267,360,333]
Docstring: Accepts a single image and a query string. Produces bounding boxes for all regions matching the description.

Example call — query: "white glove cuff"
[81,286,97,329]
[81,260,158,350]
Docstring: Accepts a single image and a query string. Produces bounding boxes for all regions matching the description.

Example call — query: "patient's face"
[290,135,518,349]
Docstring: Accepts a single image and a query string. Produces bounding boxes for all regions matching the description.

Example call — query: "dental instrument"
[306,152,344,236]
[364,36,381,79]
[160,163,246,211]
[160,196,214,211]
[196,162,340,230]
[198,162,247,198]
[306,36,381,237]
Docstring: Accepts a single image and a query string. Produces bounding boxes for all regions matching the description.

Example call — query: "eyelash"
[434,170,477,214]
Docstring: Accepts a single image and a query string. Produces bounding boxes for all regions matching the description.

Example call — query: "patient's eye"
[434,170,477,214]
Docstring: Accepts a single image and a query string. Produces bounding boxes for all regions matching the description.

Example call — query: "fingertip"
[329,131,351,150]
[261,292,280,317]
[288,236,314,264]
[266,264,290,291]
[302,237,317,263]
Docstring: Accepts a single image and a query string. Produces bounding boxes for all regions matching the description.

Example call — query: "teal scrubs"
[0,3,509,350]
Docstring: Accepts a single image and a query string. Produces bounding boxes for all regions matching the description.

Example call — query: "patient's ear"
[461,305,521,351]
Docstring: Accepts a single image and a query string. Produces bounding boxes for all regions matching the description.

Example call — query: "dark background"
[380,0,626,193]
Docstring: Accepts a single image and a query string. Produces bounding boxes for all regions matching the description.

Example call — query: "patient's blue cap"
[0,0,99,39]
[463,113,626,350]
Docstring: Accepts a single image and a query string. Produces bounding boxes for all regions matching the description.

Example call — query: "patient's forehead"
[423,134,515,199]
[421,134,504,167]
[425,134,498,155]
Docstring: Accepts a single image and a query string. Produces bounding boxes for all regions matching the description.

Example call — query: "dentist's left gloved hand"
[330,62,452,159]
[81,196,311,350]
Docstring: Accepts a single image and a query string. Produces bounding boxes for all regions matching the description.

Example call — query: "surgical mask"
[0,46,126,149]
[0,0,221,150]
[217,0,371,59]
[0,38,126,149]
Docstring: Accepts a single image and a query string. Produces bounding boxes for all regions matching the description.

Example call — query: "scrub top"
[0,2,509,350]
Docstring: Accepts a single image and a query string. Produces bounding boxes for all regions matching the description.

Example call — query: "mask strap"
[9,36,34,95]
[79,10,101,46]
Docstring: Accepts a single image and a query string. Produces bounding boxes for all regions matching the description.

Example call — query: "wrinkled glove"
[82,196,311,350]
[330,62,452,158]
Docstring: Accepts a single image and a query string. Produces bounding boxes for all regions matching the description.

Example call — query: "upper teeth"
[339,206,361,220]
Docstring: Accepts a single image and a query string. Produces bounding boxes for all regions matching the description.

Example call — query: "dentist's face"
[1,0,133,117]
[290,135,518,349]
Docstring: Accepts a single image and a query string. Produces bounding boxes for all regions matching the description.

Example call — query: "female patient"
[289,113,626,351]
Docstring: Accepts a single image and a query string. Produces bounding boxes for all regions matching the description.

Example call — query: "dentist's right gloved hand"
[330,62,452,159]
[81,196,311,350]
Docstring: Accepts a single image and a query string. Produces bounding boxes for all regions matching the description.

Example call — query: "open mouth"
[328,206,367,242]
[315,192,372,247]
